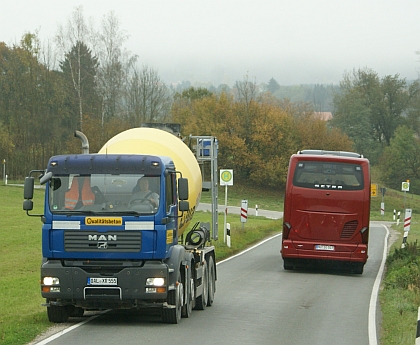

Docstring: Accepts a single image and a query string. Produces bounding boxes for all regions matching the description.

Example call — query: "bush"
[385,241,420,290]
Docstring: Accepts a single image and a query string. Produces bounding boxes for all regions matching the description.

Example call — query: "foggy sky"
[1,0,419,86]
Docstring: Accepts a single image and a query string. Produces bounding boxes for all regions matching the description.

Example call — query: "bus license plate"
[315,245,335,251]
[87,277,118,286]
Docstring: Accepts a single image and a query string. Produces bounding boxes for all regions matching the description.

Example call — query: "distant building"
[313,112,333,121]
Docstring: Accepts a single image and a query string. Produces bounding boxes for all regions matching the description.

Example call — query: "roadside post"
[226,223,231,248]
[2,159,5,185]
[416,306,420,345]
[380,187,386,217]
[393,209,396,221]
[255,204,258,217]
[220,169,233,243]
[397,211,401,226]
[401,208,412,249]
[241,199,248,230]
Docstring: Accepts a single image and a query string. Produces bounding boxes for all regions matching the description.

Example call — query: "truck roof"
[47,154,173,175]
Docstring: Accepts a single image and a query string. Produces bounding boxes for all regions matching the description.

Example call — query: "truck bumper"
[41,259,170,309]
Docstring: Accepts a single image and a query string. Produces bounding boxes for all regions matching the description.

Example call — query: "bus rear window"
[293,161,364,190]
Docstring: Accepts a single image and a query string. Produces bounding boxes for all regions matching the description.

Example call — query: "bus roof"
[297,150,363,158]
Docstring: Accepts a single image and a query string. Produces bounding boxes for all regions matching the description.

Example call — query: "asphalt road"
[33,222,388,345]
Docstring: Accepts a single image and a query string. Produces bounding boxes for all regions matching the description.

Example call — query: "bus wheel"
[352,262,364,274]
[283,258,294,270]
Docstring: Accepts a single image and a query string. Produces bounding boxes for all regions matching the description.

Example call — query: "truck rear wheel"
[207,256,215,306]
[181,277,194,318]
[47,305,70,323]
[194,260,208,310]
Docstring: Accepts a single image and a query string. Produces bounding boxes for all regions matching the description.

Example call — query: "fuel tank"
[98,128,202,235]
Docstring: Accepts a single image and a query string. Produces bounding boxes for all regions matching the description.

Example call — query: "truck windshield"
[48,174,160,214]
[293,161,364,190]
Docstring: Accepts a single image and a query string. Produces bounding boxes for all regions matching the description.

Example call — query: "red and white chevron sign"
[241,200,248,223]
[404,209,412,231]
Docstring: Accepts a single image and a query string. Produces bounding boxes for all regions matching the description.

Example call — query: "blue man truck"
[23,127,219,324]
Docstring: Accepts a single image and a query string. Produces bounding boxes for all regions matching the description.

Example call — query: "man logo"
[97,242,108,249]
[88,234,117,241]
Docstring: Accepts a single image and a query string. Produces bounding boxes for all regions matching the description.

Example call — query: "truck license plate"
[87,277,118,286]
[315,244,335,251]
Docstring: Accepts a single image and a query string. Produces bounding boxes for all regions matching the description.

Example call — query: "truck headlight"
[43,277,60,286]
[146,277,165,286]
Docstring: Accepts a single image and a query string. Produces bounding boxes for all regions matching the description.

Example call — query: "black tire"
[162,271,183,324]
[194,260,208,310]
[352,262,364,274]
[207,256,216,306]
[181,277,194,318]
[47,305,70,323]
[283,258,294,270]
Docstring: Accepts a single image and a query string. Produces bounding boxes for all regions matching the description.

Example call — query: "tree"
[93,10,136,124]
[126,65,171,126]
[332,68,420,164]
[60,41,99,130]
[379,126,420,194]
[0,34,70,178]
[331,88,382,161]
[173,86,213,102]
[56,6,92,131]
[267,77,280,94]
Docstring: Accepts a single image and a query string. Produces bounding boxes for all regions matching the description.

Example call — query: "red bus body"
[281,150,370,274]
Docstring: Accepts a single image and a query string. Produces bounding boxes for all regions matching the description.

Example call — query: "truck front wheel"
[162,271,183,324]
[47,305,70,323]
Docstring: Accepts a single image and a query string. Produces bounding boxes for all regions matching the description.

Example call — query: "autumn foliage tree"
[172,89,353,189]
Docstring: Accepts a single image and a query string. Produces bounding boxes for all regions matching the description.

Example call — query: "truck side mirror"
[24,177,35,200]
[23,199,33,211]
[179,200,190,212]
[178,178,189,201]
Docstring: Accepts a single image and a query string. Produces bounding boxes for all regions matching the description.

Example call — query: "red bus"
[281,150,370,274]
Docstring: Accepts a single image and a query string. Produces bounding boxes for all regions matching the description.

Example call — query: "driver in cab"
[129,177,159,208]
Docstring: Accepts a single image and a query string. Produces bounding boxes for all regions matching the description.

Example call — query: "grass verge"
[379,222,420,345]
[0,186,49,345]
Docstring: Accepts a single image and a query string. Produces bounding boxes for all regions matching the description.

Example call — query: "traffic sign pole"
[220,169,233,243]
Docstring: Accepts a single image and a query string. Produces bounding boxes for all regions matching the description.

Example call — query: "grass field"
[0,186,50,345]
[1,182,420,345]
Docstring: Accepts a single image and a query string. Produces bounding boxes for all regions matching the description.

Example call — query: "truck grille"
[340,220,358,239]
[65,231,141,252]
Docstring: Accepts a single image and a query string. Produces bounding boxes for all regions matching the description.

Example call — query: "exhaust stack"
[74,130,89,154]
